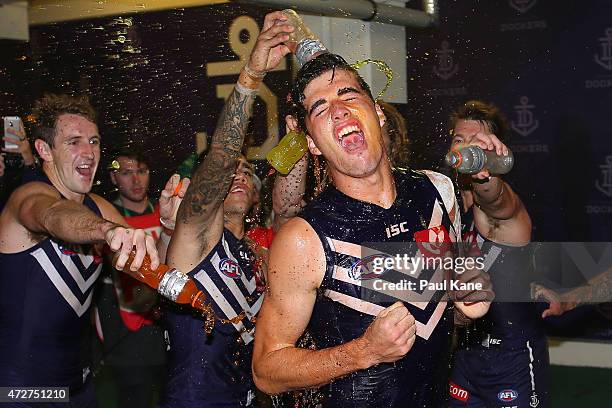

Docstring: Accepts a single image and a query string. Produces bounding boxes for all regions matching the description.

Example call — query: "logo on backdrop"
[500,0,545,31]
[509,0,537,14]
[594,28,612,71]
[511,96,539,137]
[433,41,459,80]
[585,28,612,89]
[595,156,612,198]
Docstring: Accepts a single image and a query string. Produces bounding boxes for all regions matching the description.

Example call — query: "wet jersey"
[160,229,264,408]
[0,172,102,392]
[298,169,460,408]
[461,207,543,344]
[449,206,549,408]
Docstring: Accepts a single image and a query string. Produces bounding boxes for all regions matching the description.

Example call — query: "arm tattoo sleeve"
[177,86,256,227]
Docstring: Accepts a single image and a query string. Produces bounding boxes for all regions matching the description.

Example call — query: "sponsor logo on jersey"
[449,382,469,402]
[219,258,242,279]
[498,389,519,402]
[414,225,452,259]
[350,254,392,280]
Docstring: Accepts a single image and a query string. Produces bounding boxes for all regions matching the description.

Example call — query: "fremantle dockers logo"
[594,28,612,71]
[511,96,539,137]
[509,0,537,14]
[595,156,612,198]
[433,41,459,80]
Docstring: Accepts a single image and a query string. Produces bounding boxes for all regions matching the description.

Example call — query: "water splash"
[350,59,394,100]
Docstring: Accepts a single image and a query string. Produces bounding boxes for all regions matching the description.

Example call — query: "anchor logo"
[509,0,537,14]
[529,392,540,407]
[433,41,459,80]
[594,28,612,71]
[511,96,539,137]
[595,156,612,198]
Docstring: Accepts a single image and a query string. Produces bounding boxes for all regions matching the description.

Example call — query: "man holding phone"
[0,116,37,210]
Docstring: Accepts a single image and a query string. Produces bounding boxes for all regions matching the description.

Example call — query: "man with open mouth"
[0,93,158,407]
[253,53,492,407]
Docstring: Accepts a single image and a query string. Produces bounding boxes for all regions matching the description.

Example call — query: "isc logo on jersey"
[219,258,242,279]
[498,389,518,402]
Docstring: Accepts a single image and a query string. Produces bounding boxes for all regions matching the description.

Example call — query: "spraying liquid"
[122,252,245,333]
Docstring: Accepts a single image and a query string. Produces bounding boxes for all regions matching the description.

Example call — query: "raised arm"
[466,132,531,245]
[252,218,416,395]
[272,153,307,229]
[168,11,293,272]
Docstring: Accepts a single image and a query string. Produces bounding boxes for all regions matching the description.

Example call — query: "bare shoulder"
[268,216,326,290]
[3,181,59,220]
[11,181,60,202]
[0,182,58,251]
[417,170,456,209]
[88,193,124,225]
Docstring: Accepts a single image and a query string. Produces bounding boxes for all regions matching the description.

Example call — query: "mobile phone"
[3,116,22,150]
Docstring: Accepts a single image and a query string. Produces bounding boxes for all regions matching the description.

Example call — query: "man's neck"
[43,163,85,203]
[118,195,150,214]
[331,161,396,209]
[224,211,245,239]
[460,189,474,213]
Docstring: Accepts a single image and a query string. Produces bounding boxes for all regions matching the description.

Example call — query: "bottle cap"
[445,150,462,168]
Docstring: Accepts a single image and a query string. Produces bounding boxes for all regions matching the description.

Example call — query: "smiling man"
[0,93,158,407]
[252,53,490,407]
[158,11,292,407]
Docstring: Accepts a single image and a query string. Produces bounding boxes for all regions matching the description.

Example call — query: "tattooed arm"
[167,11,293,273]
[532,266,612,318]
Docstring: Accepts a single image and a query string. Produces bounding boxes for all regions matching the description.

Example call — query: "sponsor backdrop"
[0,0,610,242]
[402,0,612,242]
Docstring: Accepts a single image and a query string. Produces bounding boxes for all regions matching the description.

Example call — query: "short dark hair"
[449,100,509,143]
[110,147,150,170]
[289,53,374,131]
[32,93,97,148]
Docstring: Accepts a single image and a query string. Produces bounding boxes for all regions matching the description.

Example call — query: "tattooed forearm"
[177,86,256,225]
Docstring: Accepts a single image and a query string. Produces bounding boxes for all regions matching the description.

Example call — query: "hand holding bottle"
[446,131,512,178]
[245,11,294,79]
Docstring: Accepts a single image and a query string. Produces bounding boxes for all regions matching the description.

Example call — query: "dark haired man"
[0,93,158,407]
[94,149,175,408]
[158,11,293,408]
[448,100,549,408]
[252,53,491,407]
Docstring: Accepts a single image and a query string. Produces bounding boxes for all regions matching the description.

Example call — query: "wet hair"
[111,147,150,170]
[289,53,374,131]
[379,101,410,167]
[449,100,510,143]
[32,93,97,148]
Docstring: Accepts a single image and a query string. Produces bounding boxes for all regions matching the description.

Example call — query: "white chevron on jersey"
[194,269,263,345]
[30,245,101,317]
[221,235,257,293]
[420,170,462,242]
[210,251,263,320]
[325,289,447,340]
[50,241,100,292]
[325,236,448,339]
